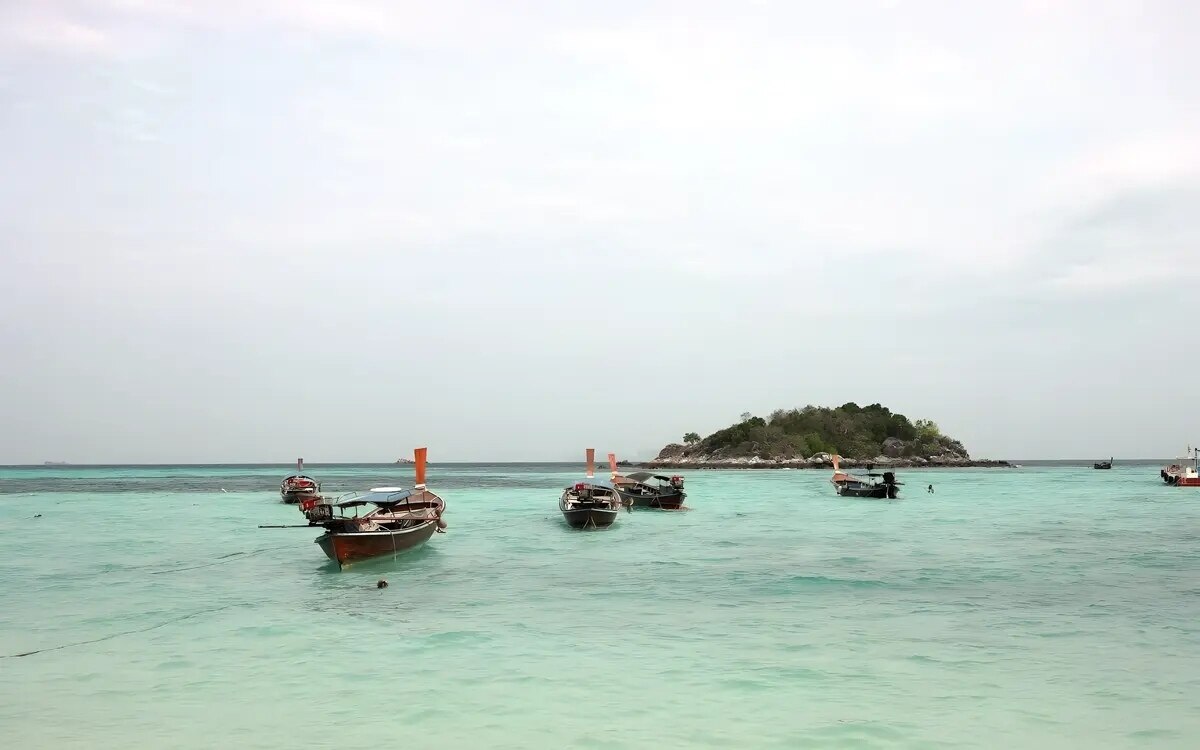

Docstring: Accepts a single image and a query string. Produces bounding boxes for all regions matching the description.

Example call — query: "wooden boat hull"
[315,522,438,567]
[614,487,686,510]
[560,506,619,529]
[1161,468,1200,485]
[1160,448,1198,484]
[834,482,898,499]
[281,489,318,504]
[1094,463,1112,470]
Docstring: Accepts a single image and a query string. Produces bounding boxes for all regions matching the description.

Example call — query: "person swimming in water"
[927,484,934,493]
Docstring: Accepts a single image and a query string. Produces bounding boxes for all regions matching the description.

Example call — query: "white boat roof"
[369,486,408,492]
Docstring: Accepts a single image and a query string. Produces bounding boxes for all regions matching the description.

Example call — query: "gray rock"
[881,437,906,458]
[655,443,687,461]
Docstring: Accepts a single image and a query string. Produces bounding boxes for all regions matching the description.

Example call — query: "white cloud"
[8,1,1195,280]
[1047,254,1198,293]
[3,0,1200,460]
[2,8,113,55]
[0,0,554,57]
[550,24,985,137]
[1038,130,1200,215]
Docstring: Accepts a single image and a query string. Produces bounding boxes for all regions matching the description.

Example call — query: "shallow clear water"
[1,464,1197,748]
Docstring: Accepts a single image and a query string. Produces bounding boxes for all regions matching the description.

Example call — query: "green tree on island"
[670,403,968,461]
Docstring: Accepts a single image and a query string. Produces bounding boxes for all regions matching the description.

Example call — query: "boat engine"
[882,472,899,500]
[302,503,333,522]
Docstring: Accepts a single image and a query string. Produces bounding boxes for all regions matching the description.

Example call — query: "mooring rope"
[1,604,237,659]
[149,543,298,575]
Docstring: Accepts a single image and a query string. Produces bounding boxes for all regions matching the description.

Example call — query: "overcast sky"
[1,0,1197,463]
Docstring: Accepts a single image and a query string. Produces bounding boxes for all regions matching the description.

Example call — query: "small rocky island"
[645,403,1010,469]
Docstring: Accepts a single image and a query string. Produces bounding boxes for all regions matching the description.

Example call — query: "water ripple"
[0,464,1197,748]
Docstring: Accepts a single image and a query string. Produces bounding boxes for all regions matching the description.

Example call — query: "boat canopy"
[624,471,673,485]
[337,488,414,508]
[567,479,614,490]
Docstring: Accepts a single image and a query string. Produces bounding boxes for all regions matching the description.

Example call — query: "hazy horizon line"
[1,458,1180,468]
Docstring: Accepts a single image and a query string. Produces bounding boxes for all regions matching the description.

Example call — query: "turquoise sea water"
[1,463,1197,749]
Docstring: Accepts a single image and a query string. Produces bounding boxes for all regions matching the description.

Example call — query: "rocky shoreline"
[638,457,1012,470]
[639,447,1012,470]
[647,434,1010,470]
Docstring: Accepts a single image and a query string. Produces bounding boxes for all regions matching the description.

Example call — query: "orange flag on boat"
[414,447,427,487]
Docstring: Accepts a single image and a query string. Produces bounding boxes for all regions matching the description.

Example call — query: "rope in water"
[150,544,299,575]
[1,604,237,659]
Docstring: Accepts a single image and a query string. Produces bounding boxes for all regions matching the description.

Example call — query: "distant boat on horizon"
[608,452,688,509]
[280,458,321,504]
[395,457,414,464]
[1161,446,1199,487]
[43,461,69,466]
[559,449,623,530]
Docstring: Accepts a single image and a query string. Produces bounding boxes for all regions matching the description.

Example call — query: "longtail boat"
[1094,457,1113,469]
[830,455,900,499]
[296,448,446,567]
[280,458,321,503]
[559,448,624,529]
[1161,446,1199,486]
[608,453,687,510]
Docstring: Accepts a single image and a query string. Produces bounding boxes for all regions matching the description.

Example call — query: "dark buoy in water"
[377,579,388,589]
[927,484,934,494]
